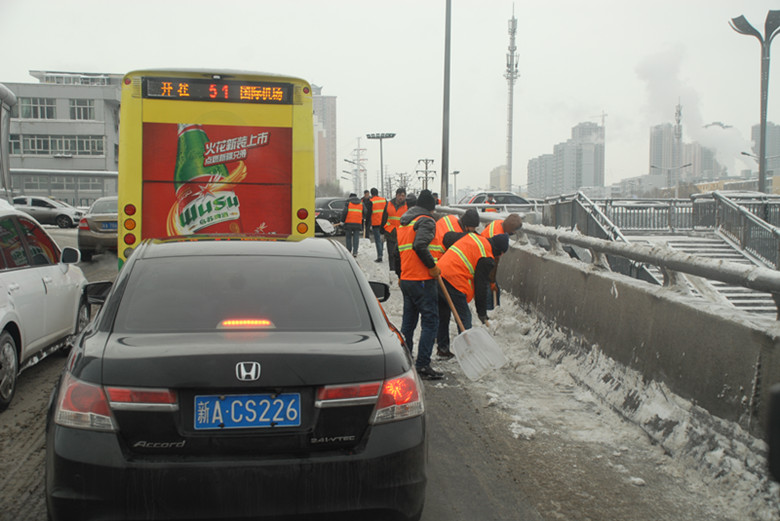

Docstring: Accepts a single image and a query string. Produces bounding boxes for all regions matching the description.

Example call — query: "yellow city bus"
[117,69,314,265]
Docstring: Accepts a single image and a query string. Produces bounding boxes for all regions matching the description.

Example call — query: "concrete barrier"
[497,241,780,440]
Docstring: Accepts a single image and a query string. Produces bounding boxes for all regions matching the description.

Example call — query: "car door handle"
[43,277,53,284]
[8,283,20,292]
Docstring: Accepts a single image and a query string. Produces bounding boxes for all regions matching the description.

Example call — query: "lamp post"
[366,133,395,197]
[650,163,692,199]
[451,170,460,204]
[730,11,780,193]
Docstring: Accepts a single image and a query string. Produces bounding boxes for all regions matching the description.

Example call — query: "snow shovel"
[437,276,507,381]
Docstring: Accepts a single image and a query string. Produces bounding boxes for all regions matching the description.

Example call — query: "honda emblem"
[235,361,261,382]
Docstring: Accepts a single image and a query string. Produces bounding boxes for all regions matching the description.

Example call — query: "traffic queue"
[343,187,522,381]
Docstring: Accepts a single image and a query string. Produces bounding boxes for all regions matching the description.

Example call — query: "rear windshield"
[90,199,117,214]
[113,255,370,333]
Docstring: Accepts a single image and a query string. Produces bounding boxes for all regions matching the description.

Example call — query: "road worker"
[429,208,480,260]
[397,189,443,380]
[435,232,510,358]
[382,187,407,274]
[480,213,522,309]
[339,193,364,257]
[369,188,387,262]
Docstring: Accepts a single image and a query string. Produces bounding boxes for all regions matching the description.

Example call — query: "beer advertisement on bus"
[141,122,292,237]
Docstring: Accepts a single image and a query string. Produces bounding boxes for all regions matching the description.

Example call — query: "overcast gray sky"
[1,0,778,195]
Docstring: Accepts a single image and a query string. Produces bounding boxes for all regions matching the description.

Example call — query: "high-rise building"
[751,121,780,178]
[526,121,605,198]
[5,70,121,206]
[311,85,337,187]
[527,154,554,198]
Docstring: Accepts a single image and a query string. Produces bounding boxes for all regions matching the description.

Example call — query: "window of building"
[69,99,95,120]
[9,135,20,155]
[16,135,105,156]
[78,177,104,190]
[50,176,76,190]
[13,97,56,119]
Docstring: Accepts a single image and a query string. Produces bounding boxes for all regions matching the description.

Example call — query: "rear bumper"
[77,230,117,253]
[46,417,426,520]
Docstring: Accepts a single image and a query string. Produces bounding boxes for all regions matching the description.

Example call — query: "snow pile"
[351,236,780,520]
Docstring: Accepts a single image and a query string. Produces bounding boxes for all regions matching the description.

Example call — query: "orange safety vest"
[430,214,463,259]
[370,196,387,226]
[480,220,505,238]
[485,202,499,213]
[438,233,493,302]
[383,201,408,234]
[397,216,435,281]
[345,201,363,225]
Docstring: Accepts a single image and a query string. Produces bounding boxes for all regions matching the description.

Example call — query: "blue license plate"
[193,393,301,430]
[100,221,118,231]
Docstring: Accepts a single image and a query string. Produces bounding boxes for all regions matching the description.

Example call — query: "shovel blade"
[451,327,507,381]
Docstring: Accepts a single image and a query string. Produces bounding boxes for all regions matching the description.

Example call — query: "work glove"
[490,282,497,292]
[428,266,441,278]
[479,315,490,326]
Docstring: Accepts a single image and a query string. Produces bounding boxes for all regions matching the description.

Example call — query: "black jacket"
[397,206,437,277]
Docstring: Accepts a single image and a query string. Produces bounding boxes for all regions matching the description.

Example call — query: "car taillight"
[371,368,424,424]
[316,381,381,408]
[106,387,178,411]
[78,217,89,230]
[54,373,116,431]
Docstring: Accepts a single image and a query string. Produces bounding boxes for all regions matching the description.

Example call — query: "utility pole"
[673,101,683,193]
[416,159,436,191]
[345,138,366,193]
[440,0,452,204]
[505,6,520,192]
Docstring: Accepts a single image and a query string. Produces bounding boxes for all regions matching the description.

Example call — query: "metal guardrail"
[711,191,780,269]
[437,205,780,319]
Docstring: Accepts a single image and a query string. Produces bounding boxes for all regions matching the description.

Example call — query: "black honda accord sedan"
[46,236,426,521]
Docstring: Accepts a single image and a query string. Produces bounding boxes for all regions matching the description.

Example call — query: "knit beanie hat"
[416,190,436,211]
[489,233,510,256]
[461,208,480,228]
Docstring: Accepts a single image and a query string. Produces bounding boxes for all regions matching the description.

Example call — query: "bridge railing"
[437,205,780,318]
[710,191,780,269]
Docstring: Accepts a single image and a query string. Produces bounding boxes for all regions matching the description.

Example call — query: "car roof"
[135,236,346,261]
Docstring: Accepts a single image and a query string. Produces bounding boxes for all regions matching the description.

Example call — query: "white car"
[0,200,88,411]
[12,195,83,228]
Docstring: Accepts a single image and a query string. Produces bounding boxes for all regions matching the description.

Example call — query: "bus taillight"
[124,204,137,216]
[296,208,308,220]
[124,234,136,245]
[124,219,136,230]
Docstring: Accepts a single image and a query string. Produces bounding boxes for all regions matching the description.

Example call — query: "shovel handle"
[437,276,466,334]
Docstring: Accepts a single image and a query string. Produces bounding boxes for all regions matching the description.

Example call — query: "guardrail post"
[660,266,691,294]
[549,236,565,256]
[774,293,780,321]
[590,250,611,271]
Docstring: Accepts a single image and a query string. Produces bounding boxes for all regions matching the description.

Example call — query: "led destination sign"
[143,77,293,104]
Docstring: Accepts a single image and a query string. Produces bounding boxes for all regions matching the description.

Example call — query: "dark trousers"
[437,278,472,351]
[372,226,384,259]
[400,279,439,369]
[386,236,400,272]
[344,228,360,256]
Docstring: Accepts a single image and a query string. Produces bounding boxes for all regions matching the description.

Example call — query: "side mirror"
[769,384,780,481]
[84,281,113,306]
[369,281,390,302]
[61,247,80,264]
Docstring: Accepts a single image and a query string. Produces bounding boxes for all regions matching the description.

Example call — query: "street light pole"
[730,11,780,193]
[366,133,396,198]
[650,163,692,199]
[451,170,460,203]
